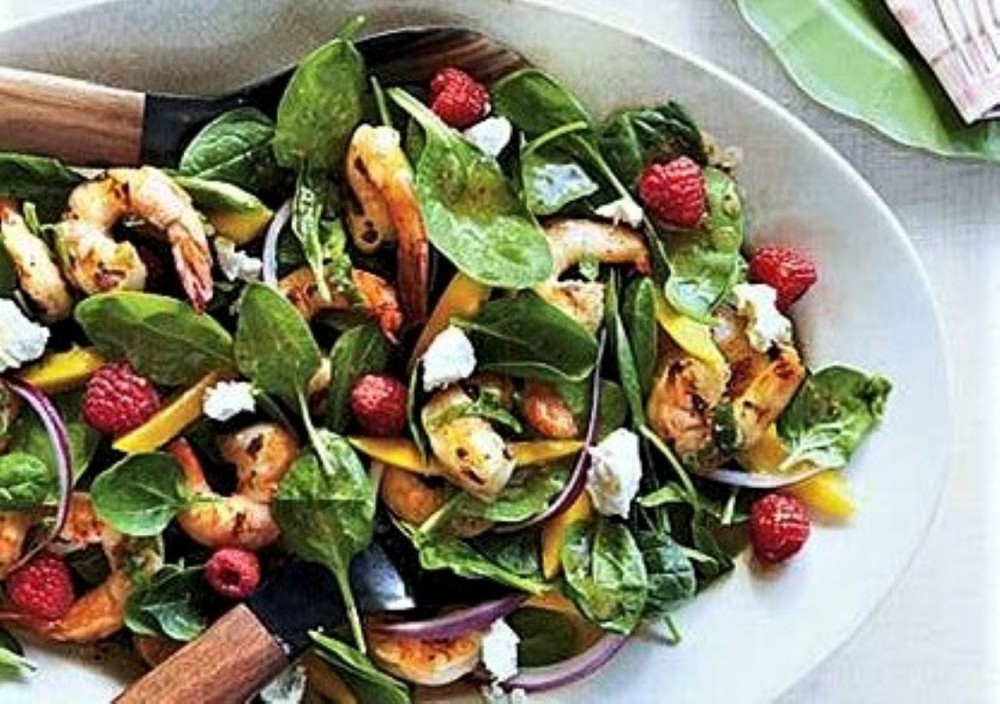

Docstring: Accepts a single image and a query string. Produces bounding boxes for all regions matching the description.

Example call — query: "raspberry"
[350,373,408,437]
[204,548,260,600]
[429,67,490,128]
[6,552,75,620]
[748,245,818,311]
[82,361,161,435]
[750,493,811,563]
[638,157,706,229]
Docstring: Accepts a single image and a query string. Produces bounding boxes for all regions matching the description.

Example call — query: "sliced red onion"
[3,377,73,569]
[502,633,628,693]
[495,331,607,534]
[262,199,292,286]
[368,595,526,641]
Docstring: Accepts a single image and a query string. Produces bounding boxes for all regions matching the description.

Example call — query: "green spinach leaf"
[235,282,322,406]
[778,365,892,470]
[456,291,597,382]
[327,323,391,432]
[290,167,335,301]
[460,465,569,523]
[492,68,594,137]
[596,379,629,440]
[0,628,33,673]
[389,89,554,288]
[599,103,706,187]
[0,153,83,220]
[91,453,188,537]
[311,631,411,704]
[606,275,646,426]
[179,107,284,193]
[560,519,648,633]
[0,453,53,510]
[423,386,522,434]
[637,530,696,617]
[125,564,207,642]
[507,607,577,667]
[622,277,658,396]
[521,122,600,215]
[76,292,234,386]
[173,174,272,218]
[472,530,544,579]
[8,390,99,484]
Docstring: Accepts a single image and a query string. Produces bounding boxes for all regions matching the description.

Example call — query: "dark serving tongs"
[0,25,527,167]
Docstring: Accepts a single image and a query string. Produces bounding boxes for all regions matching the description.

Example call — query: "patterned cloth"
[887,0,1000,122]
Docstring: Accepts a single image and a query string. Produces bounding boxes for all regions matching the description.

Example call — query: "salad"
[0,18,891,703]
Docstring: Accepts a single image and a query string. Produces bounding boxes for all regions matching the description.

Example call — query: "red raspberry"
[638,157,706,229]
[748,245,818,311]
[429,67,490,128]
[750,493,811,564]
[350,373,407,437]
[204,548,260,600]
[82,361,161,435]
[6,552,75,620]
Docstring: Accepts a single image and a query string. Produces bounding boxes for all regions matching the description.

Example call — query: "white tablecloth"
[1,0,998,701]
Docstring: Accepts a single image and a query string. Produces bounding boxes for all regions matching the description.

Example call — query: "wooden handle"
[115,604,288,704]
[0,66,144,166]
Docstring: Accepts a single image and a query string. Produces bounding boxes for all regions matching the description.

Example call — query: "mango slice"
[653,289,727,375]
[113,371,225,454]
[207,207,273,245]
[737,424,788,473]
[409,273,491,369]
[510,439,584,466]
[541,491,593,579]
[786,471,855,522]
[19,346,105,393]
[348,437,584,475]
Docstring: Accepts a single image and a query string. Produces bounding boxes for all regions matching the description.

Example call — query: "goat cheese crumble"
[215,237,263,282]
[0,298,49,373]
[732,283,792,353]
[482,618,520,683]
[594,196,645,228]
[203,380,257,422]
[259,664,306,704]
[586,428,642,518]
[463,116,513,157]
[422,325,476,391]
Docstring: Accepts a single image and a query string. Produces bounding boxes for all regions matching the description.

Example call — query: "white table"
[2,0,998,701]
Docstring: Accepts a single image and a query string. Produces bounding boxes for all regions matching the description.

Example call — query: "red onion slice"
[495,331,607,534]
[502,633,628,693]
[369,595,526,641]
[2,378,73,570]
[262,199,292,286]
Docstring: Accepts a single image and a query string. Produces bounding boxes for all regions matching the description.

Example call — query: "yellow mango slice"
[304,652,357,704]
[409,273,491,368]
[737,424,788,473]
[786,471,855,522]
[348,437,584,476]
[541,492,593,579]
[206,207,273,245]
[113,371,225,454]
[19,347,105,393]
[510,439,584,467]
[653,289,727,375]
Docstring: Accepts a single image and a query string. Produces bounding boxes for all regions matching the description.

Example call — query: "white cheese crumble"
[259,664,306,704]
[215,236,263,282]
[586,428,642,518]
[202,380,256,422]
[463,116,513,158]
[422,325,477,392]
[732,283,793,353]
[594,196,645,228]
[482,618,520,683]
[0,298,49,373]
[481,683,529,704]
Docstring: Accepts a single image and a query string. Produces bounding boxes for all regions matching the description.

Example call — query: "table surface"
[1,0,998,701]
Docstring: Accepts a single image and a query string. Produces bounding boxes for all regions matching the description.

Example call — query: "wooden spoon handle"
[114,604,288,704]
[0,66,145,166]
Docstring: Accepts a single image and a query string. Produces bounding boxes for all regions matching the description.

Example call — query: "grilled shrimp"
[170,423,298,550]
[58,167,213,311]
[279,266,403,342]
[0,201,73,321]
[368,630,483,686]
[345,124,429,325]
[0,511,33,579]
[422,386,516,501]
[522,379,578,440]
[534,280,605,334]
[647,349,727,459]
[379,464,491,537]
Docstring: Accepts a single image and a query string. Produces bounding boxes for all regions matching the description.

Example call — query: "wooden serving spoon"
[0,26,527,167]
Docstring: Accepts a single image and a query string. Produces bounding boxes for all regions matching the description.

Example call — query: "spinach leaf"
[0,453,53,510]
[389,89,554,289]
[290,167,335,301]
[596,380,629,440]
[492,68,594,136]
[274,430,375,651]
[460,465,569,523]
[638,482,690,508]
[637,530,696,618]
[507,607,577,667]
[423,386,522,434]
[599,103,706,187]
[8,390,99,483]
[326,323,391,432]
[76,292,234,386]
[472,530,544,579]
[661,168,744,320]
[406,362,429,462]
[778,366,892,470]
[311,631,411,704]
[0,628,33,673]
[690,510,734,582]
[273,28,365,170]
[521,122,600,216]
[456,291,597,382]
[179,107,284,193]
[91,453,188,537]
[560,519,648,633]
[0,153,83,220]
[606,275,646,426]
[622,277,658,396]
[125,564,207,642]
[235,282,322,406]
[173,174,272,218]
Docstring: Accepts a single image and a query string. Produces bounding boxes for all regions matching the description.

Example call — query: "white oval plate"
[0,1,950,702]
